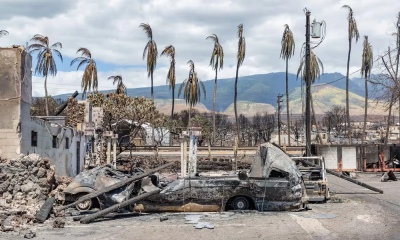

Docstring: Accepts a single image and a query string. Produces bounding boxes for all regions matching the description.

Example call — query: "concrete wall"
[20,117,85,177]
[0,47,31,159]
[0,47,85,177]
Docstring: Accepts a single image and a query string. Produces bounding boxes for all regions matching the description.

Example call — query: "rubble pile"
[0,154,61,233]
[66,97,85,128]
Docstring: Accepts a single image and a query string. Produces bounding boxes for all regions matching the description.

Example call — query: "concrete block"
[0,132,7,139]
[6,132,19,139]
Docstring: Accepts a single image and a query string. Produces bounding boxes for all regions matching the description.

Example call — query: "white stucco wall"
[19,117,85,177]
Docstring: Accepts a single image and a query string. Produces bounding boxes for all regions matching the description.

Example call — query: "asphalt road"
[3,172,400,240]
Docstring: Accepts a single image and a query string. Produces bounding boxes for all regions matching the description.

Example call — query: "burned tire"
[76,198,93,211]
[231,196,250,210]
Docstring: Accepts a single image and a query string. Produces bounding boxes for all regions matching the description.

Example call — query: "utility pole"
[277,94,283,146]
[305,10,312,156]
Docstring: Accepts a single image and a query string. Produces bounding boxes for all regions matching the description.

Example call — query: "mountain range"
[54,72,384,116]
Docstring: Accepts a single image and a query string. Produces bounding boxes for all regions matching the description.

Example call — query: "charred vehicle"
[63,143,309,212]
[136,143,309,212]
[62,166,148,211]
[291,156,330,202]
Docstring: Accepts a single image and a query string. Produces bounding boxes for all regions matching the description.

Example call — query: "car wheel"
[76,198,92,211]
[231,196,250,210]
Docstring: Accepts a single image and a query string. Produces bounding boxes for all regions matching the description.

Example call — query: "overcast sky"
[0,0,399,97]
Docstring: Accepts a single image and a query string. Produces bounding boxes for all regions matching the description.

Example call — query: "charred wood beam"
[53,91,78,116]
[80,189,160,224]
[57,162,174,211]
[297,159,384,194]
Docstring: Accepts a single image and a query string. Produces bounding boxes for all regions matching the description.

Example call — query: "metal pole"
[305,10,312,156]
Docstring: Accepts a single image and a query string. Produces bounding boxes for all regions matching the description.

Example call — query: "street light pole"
[305,10,312,156]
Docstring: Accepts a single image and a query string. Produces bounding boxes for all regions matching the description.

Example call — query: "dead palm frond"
[178,60,206,107]
[108,75,127,95]
[70,48,98,99]
[206,34,224,70]
[361,36,373,78]
[0,30,8,37]
[297,51,324,83]
[161,45,176,117]
[280,24,295,60]
[27,34,63,116]
[342,5,360,42]
[139,23,158,99]
[237,24,246,66]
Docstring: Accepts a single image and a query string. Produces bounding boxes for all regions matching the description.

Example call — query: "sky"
[0,0,399,97]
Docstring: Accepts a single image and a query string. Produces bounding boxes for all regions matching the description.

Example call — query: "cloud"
[1,0,400,97]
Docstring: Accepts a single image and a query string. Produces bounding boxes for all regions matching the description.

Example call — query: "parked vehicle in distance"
[291,156,330,202]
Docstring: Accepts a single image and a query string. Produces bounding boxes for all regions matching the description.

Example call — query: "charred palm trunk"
[362,76,368,143]
[188,105,192,129]
[212,67,218,145]
[171,86,175,118]
[285,58,291,146]
[310,94,321,144]
[151,71,155,145]
[44,74,49,116]
[346,37,352,144]
[234,60,240,143]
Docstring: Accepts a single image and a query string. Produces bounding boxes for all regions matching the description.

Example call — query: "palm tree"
[361,36,373,143]
[206,34,224,144]
[161,45,176,118]
[139,23,158,100]
[27,34,63,116]
[108,75,127,95]
[70,48,98,99]
[0,30,8,37]
[342,5,360,144]
[280,24,295,146]
[178,60,206,127]
[297,51,324,143]
[234,24,246,143]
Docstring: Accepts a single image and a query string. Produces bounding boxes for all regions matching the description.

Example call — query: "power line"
[314,47,399,87]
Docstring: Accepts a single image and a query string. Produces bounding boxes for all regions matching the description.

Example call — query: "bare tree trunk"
[310,94,321,144]
[385,95,394,145]
[44,75,49,116]
[171,86,175,118]
[285,58,291,146]
[362,76,368,143]
[234,61,240,144]
[212,67,218,145]
[346,38,352,144]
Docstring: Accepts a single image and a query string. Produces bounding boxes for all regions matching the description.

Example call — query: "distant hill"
[54,72,382,116]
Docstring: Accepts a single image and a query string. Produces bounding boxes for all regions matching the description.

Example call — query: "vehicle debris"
[292,156,330,202]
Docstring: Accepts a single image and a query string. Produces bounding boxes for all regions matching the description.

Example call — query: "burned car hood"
[248,143,302,183]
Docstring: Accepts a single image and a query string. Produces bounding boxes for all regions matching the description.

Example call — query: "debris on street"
[0,154,64,233]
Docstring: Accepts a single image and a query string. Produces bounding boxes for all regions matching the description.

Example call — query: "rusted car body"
[137,143,309,212]
[63,143,309,212]
[291,156,330,202]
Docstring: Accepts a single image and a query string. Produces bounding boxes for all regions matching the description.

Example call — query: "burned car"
[291,156,330,202]
[136,142,309,212]
[61,165,147,211]
[63,143,309,212]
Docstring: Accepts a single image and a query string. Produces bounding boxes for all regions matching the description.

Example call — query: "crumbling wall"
[66,98,85,129]
[19,118,86,177]
[0,47,32,159]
